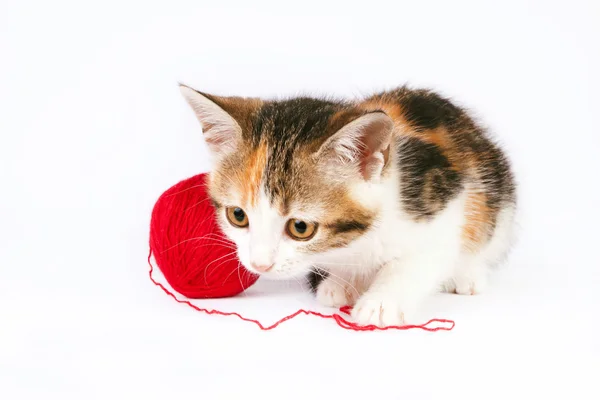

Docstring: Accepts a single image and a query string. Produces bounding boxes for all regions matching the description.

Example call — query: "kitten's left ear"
[315,111,394,182]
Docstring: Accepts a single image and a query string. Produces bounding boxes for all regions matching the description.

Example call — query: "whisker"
[221,261,254,286]
[312,261,361,267]
[184,243,238,252]
[291,276,306,290]
[184,197,213,212]
[165,183,210,197]
[162,235,236,252]
[237,263,247,297]
[206,255,241,284]
[203,250,238,281]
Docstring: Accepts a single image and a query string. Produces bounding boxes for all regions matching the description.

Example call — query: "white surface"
[1,0,599,398]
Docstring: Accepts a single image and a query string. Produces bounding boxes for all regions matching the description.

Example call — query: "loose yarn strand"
[148,251,455,332]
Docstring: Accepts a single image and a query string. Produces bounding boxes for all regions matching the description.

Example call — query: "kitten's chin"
[242,265,310,281]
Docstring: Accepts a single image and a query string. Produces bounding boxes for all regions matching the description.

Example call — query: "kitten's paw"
[351,293,410,327]
[316,278,350,308]
[452,272,487,295]
[440,279,457,293]
[446,258,489,295]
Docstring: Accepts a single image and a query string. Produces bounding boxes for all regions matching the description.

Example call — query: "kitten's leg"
[316,269,372,308]
[439,253,488,295]
[443,206,515,295]
[316,274,351,308]
[352,251,458,327]
[450,254,489,295]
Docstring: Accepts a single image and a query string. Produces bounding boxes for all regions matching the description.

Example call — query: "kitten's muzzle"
[251,262,274,273]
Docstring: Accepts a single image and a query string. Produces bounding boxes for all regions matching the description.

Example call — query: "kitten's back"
[358,87,516,253]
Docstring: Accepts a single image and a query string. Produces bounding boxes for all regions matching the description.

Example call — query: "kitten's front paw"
[351,293,411,327]
[316,278,350,308]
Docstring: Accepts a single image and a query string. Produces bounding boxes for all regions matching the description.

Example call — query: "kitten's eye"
[286,219,317,241]
[226,207,249,228]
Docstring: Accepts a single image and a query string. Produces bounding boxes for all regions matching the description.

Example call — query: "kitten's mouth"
[241,264,273,277]
[240,265,279,279]
[248,269,287,280]
[251,265,311,281]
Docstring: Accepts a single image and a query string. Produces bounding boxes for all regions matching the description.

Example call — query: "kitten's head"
[180,84,394,279]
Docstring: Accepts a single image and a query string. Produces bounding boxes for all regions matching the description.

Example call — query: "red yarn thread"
[148,172,455,332]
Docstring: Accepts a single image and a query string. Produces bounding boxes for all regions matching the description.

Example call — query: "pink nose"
[251,262,274,273]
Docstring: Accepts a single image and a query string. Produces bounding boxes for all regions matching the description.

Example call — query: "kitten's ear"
[179,84,259,159]
[315,111,394,182]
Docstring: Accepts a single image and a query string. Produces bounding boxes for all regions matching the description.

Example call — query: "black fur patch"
[472,144,516,217]
[398,89,463,131]
[306,268,328,292]
[397,137,463,219]
[250,98,343,203]
[454,128,516,216]
[325,219,370,234]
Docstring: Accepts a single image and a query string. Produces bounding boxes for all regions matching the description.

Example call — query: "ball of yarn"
[149,173,259,298]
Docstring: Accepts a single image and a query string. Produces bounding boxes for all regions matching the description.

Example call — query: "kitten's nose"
[251,262,274,273]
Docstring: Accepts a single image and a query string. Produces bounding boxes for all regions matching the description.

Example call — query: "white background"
[2,0,599,398]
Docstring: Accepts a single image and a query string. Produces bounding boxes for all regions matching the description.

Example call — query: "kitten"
[179,84,516,327]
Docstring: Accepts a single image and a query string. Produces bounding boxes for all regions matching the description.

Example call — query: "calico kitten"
[179,84,516,327]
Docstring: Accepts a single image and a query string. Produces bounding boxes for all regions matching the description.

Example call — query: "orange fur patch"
[462,191,491,252]
[241,142,268,207]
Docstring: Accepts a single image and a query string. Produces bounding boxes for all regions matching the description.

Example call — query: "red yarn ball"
[149,173,258,298]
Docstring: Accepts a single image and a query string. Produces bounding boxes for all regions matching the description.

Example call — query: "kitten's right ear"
[179,84,243,158]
